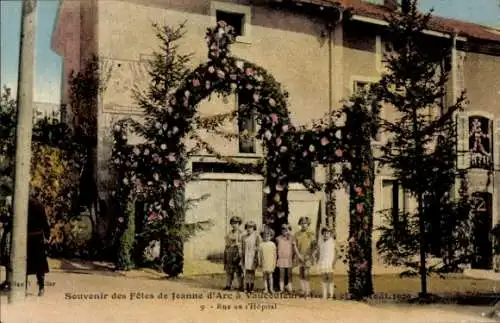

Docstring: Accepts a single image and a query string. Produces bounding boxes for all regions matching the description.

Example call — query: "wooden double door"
[183,178,263,261]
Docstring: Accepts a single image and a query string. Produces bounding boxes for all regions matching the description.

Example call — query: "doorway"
[470,192,493,269]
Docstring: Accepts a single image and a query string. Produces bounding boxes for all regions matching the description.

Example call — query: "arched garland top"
[112,22,351,224]
[160,21,349,223]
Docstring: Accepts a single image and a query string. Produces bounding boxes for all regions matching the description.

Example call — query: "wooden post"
[8,0,37,304]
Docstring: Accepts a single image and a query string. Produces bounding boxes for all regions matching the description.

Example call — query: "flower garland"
[342,93,381,299]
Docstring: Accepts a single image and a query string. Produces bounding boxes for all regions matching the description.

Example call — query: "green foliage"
[0,86,89,257]
[0,86,16,182]
[374,1,468,294]
[67,55,113,258]
[376,209,421,267]
[116,199,135,270]
[68,55,105,143]
[111,23,212,276]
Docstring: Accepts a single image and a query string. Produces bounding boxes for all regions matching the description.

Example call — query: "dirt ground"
[1,271,497,323]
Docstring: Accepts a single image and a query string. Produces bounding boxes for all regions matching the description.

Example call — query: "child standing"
[223,216,243,290]
[241,221,260,293]
[314,227,337,299]
[294,216,315,297]
[258,228,277,294]
[276,223,302,293]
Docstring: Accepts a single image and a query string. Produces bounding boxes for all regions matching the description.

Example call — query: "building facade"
[51,0,500,269]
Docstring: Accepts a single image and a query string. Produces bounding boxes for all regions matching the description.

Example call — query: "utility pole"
[8,0,37,304]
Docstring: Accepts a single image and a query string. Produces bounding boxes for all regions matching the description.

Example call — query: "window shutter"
[456,113,469,169]
[494,118,500,171]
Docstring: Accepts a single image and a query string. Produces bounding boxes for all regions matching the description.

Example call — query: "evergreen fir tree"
[112,22,211,276]
[374,0,467,298]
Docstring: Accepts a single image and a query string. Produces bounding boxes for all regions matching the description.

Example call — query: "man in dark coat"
[27,197,50,296]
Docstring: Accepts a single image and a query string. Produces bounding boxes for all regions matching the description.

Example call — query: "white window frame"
[210,1,252,44]
[350,75,385,145]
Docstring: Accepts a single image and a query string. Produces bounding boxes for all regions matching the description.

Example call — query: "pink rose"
[270,113,279,123]
[354,186,363,196]
[356,203,365,214]
[357,261,368,270]
[173,179,181,187]
[192,79,200,87]
[320,137,329,146]
[335,148,343,157]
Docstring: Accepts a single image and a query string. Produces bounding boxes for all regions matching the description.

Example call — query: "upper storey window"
[215,10,244,36]
[210,1,252,43]
[457,112,500,170]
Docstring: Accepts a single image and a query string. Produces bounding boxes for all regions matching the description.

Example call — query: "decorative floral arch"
[164,22,351,229]
[113,21,378,299]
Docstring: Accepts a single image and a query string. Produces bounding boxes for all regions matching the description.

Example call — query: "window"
[210,1,251,43]
[469,116,492,169]
[237,93,256,154]
[382,179,406,225]
[457,112,496,170]
[216,10,244,36]
[470,192,493,269]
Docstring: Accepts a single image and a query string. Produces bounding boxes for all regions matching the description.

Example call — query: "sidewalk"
[1,271,497,323]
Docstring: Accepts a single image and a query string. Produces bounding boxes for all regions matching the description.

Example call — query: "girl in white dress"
[241,221,260,293]
[258,228,277,293]
[313,227,337,299]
